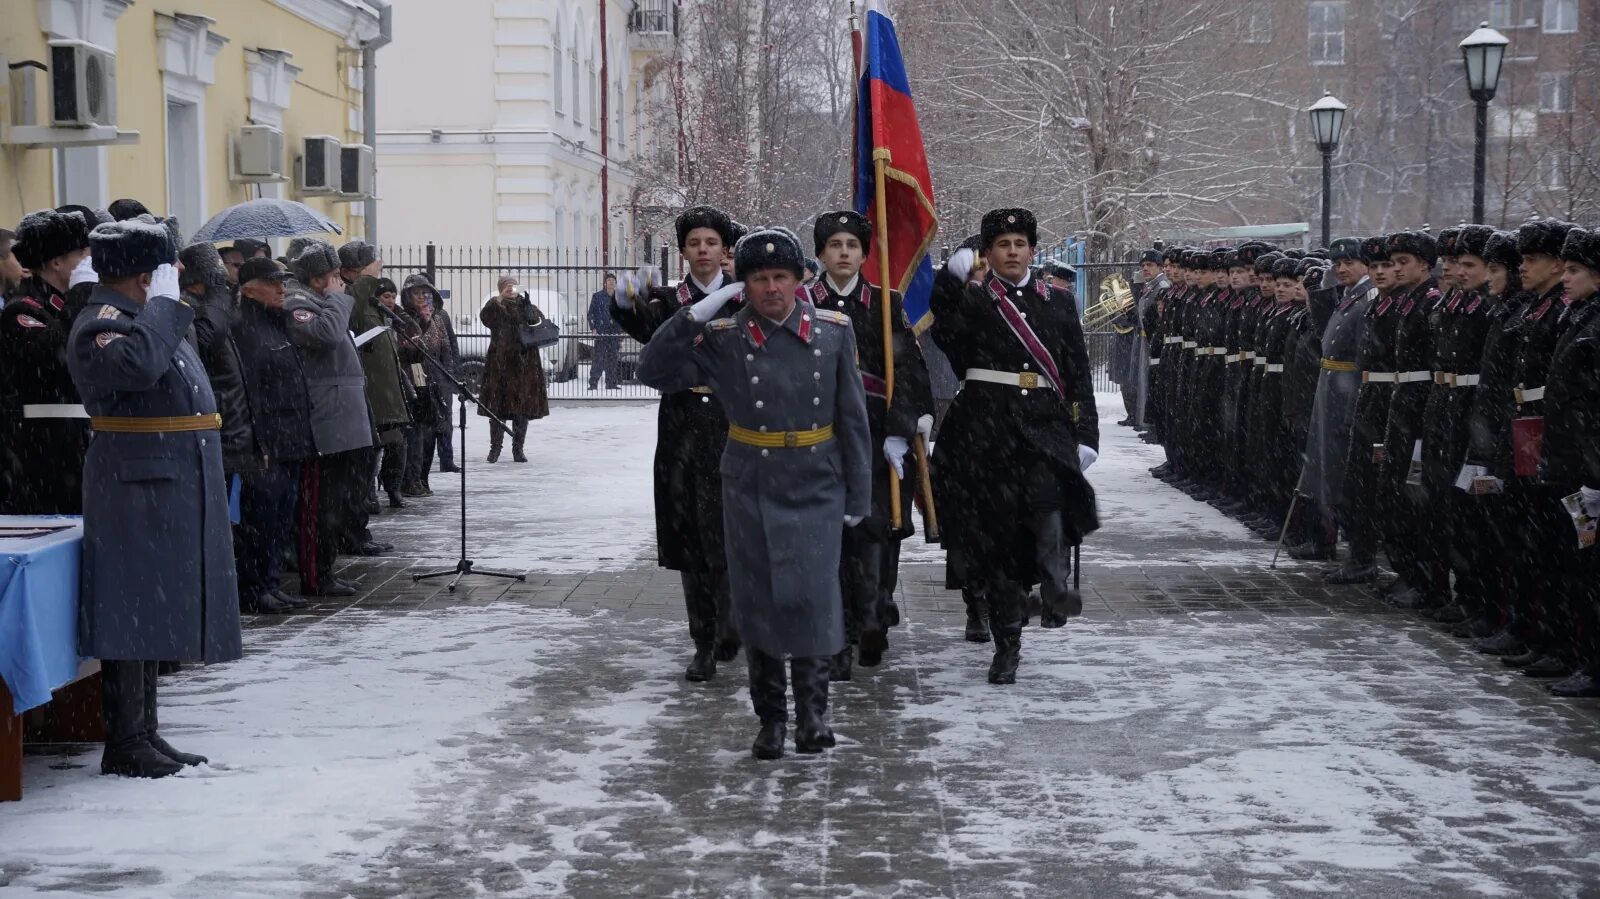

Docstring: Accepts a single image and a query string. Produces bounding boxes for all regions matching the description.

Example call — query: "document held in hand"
[353,325,390,348]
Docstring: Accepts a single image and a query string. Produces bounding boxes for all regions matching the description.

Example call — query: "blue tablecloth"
[0,516,84,714]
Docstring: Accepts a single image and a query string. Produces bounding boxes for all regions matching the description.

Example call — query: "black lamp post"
[1460,22,1509,224]
[1308,91,1347,249]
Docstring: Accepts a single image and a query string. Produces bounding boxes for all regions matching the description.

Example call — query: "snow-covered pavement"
[4,396,1599,898]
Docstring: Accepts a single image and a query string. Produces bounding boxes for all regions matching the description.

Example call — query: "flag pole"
[873,150,901,529]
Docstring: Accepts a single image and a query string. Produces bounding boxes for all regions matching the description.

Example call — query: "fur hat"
[1482,230,1521,271]
[1234,242,1273,267]
[12,208,92,269]
[108,198,150,221]
[1360,236,1391,265]
[1455,224,1495,261]
[1386,230,1439,266]
[1214,247,1237,269]
[980,208,1038,250]
[1043,261,1076,281]
[733,227,805,281]
[1253,252,1283,276]
[338,239,379,272]
[1295,258,1325,280]
[1162,246,1184,264]
[675,205,735,251]
[1437,226,1462,259]
[55,204,102,231]
[1560,227,1600,273]
[1515,219,1573,258]
[1271,256,1300,279]
[1140,249,1163,265]
[178,241,228,290]
[1328,237,1364,262]
[89,215,179,278]
[958,233,983,253]
[813,210,872,256]
[289,238,341,282]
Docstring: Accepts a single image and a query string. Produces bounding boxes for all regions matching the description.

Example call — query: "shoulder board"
[1427,287,1442,301]
[814,309,851,326]
[9,297,44,312]
[706,319,739,331]
[96,304,123,320]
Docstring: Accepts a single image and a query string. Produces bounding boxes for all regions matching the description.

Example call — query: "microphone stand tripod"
[382,304,526,593]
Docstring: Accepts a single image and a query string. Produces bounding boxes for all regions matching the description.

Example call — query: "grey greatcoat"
[1302,276,1377,508]
[637,300,872,659]
[284,279,374,456]
[66,286,243,663]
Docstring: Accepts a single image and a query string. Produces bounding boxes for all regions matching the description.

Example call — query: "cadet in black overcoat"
[929,209,1098,685]
[1537,227,1600,697]
[808,211,932,678]
[613,206,743,681]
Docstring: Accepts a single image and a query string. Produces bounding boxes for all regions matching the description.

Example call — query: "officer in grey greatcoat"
[66,216,243,779]
[637,227,872,762]
[1292,237,1376,561]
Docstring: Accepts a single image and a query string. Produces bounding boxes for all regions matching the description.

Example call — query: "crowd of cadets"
[1141,222,1600,699]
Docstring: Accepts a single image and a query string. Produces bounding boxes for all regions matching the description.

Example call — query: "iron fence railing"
[381,243,1139,399]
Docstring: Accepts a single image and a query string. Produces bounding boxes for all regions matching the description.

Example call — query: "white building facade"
[376,0,672,256]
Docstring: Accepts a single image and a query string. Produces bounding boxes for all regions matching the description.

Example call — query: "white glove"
[148,263,181,301]
[1078,445,1099,471]
[689,281,744,323]
[946,247,976,282]
[69,254,98,288]
[844,515,864,528]
[916,414,934,444]
[616,274,643,309]
[635,264,658,292]
[1581,486,1600,520]
[883,436,909,479]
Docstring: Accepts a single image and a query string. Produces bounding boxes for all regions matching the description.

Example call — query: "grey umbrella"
[189,198,343,243]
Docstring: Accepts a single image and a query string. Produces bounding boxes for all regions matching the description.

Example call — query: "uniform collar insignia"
[91,284,142,317]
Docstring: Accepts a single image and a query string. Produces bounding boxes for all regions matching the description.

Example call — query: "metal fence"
[380,243,1140,400]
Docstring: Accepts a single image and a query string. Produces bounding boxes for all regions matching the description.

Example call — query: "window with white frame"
[1308,2,1346,65]
[589,52,599,135]
[571,20,582,127]
[1540,72,1572,112]
[1544,0,1577,32]
[1243,8,1271,42]
[554,15,564,116]
[1542,153,1568,189]
[1490,106,1538,138]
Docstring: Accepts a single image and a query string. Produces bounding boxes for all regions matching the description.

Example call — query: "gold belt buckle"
[1017,372,1040,389]
[783,431,798,448]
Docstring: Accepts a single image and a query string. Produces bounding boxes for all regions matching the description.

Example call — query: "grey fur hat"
[338,239,379,271]
[179,241,229,290]
[289,238,341,282]
[734,227,805,281]
[89,215,179,278]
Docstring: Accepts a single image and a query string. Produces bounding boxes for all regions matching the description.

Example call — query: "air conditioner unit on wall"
[235,125,284,179]
[340,143,374,198]
[48,40,116,128]
[300,135,341,194]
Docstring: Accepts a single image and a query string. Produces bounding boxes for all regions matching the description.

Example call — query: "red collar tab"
[745,316,767,349]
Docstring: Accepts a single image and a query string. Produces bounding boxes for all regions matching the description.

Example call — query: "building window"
[1243,8,1271,42]
[164,96,204,232]
[1542,153,1568,189]
[1544,0,1577,32]
[1490,106,1538,138]
[589,55,599,136]
[554,16,564,116]
[571,34,582,126]
[1540,72,1572,112]
[1308,2,1346,65]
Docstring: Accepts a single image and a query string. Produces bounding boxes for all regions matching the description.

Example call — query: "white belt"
[1264,363,1285,373]
[1165,336,1183,345]
[1182,340,1198,349]
[1363,371,1397,383]
[1241,351,1256,360]
[1434,373,1481,388]
[1253,357,1268,367]
[1224,353,1242,364]
[962,369,1054,390]
[1206,347,1227,356]
[1516,386,1545,403]
[1396,371,1432,384]
[1148,358,1161,366]
[23,403,89,419]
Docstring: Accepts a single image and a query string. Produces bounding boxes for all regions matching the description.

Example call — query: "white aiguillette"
[352,325,390,348]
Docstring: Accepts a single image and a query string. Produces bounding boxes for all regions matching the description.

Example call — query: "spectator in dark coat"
[341,241,413,508]
[588,273,624,390]
[233,258,318,613]
[400,273,456,493]
[479,274,550,462]
[180,242,264,478]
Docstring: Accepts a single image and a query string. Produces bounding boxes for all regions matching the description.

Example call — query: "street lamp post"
[1308,92,1347,249]
[1460,22,1510,224]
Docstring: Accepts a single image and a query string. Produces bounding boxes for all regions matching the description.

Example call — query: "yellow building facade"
[0,0,383,240]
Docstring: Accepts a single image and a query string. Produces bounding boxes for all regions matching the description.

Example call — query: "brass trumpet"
[1082,272,1135,330]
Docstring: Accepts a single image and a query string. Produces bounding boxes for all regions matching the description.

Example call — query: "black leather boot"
[747,650,788,760]
[682,570,719,682]
[1034,512,1082,628]
[142,661,206,767]
[829,646,854,682]
[987,585,1023,685]
[511,417,529,463]
[851,539,888,668]
[487,421,504,463]
[100,660,182,779]
[792,657,835,753]
[963,588,991,643]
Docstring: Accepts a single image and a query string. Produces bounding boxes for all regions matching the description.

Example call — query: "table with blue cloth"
[0,515,99,801]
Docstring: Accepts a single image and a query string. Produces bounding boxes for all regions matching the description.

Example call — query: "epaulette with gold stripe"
[813,309,851,326]
[706,318,739,331]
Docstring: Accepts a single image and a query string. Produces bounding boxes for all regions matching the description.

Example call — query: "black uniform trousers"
[239,460,301,603]
[296,447,374,593]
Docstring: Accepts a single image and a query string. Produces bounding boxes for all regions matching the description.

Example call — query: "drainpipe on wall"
[362,0,394,244]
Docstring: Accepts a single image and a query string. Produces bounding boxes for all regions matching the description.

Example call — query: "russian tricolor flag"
[853,1,938,332]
